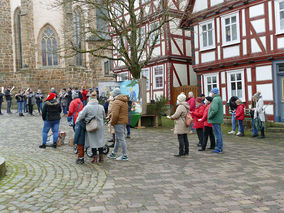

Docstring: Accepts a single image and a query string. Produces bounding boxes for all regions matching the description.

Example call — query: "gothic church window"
[14,8,23,70]
[41,27,58,67]
[73,9,83,66]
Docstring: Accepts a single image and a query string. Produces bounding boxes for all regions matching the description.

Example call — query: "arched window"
[73,9,83,66]
[14,8,22,70]
[41,27,58,66]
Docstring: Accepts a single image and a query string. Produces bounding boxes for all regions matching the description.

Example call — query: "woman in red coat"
[191,97,205,147]
[235,99,245,137]
[198,96,215,151]
[68,91,84,131]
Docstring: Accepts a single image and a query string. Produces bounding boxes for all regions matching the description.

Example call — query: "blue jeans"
[126,125,131,136]
[42,120,60,145]
[252,118,258,136]
[7,100,12,113]
[232,112,236,131]
[62,106,68,115]
[17,102,23,114]
[190,123,194,131]
[24,102,27,112]
[212,124,223,151]
[238,120,244,134]
[36,102,42,113]
[0,102,2,114]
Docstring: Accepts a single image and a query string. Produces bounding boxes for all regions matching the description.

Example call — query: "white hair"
[188,91,194,97]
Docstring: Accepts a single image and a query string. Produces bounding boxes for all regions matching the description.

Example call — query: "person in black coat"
[228,96,238,134]
[5,86,13,114]
[39,93,62,149]
[126,98,132,138]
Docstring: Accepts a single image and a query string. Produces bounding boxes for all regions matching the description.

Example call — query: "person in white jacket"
[253,92,265,138]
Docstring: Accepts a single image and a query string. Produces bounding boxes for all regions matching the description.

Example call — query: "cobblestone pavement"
[0,112,284,213]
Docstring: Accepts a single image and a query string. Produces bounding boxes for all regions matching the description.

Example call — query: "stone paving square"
[0,112,283,212]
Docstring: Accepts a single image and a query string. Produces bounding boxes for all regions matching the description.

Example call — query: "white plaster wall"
[33,0,65,67]
[192,0,208,13]
[260,36,266,49]
[216,18,220,43]
[243,39,247,55]
[152,47,161,58]
[271,35,274,51]
[256,84,273,101]
[201,51,215,63]
[10,0,21,72]
[173,75,179,87]
[174,64,187,86]
[189,65,197,86]
[195,52,199,65]
[171,38,183,55]
[170,18,183,35]
[161,41,165,56]
[242,9,246,36]
[251,39,261,53]
[217,46,221,60]
[249,4,264,18]
[256,65,272,81]
[277,37,284,49]
[246,68,252,82]
[251,19,266,33]
[194,25,198,49]
[223,45,240,59]
[248,85,252,101]
[264,105,274,115]
[268,1,273,31]
[222,87,226,101]
[186,40,191,56]
[211,0,224,7]
[221,72,225,84]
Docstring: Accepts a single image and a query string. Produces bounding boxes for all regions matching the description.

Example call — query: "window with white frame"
[153,66,163,89]
[221,12,240,46]
[200,20,215,50]
[141,68,150,90]
[227,70,245,101]
[118,72,128,81]
[204,73,219,96]
[275,0,284,34]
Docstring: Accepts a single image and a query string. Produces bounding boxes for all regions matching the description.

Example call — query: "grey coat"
[254,96,265,122]
[77,99,105,149]
[171,102,190,135]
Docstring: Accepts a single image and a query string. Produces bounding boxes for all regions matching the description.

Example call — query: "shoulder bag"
[86,106,99,132]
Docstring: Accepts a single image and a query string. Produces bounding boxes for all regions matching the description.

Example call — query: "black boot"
[76,158,84,164]
[258,128,265,139]
[39,144,46,149]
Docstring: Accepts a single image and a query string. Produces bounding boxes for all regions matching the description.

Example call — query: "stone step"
[266,127,284,133]
[0,156,6,178]
[266,122,284,128]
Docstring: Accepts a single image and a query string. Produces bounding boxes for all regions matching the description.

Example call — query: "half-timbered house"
[112,0,196,103]
[180,0,284,121]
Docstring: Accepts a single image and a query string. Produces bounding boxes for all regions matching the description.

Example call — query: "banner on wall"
[98,82,120,98]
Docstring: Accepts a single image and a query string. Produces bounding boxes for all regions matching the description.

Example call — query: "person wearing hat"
[167,93,190,157]
[108,88,129,161]
[198,96,215,151]
[40,93,62,149]
[76,91,105,164]
[68,91,84,131]
[208,88,224,153]
[191,97,206,147]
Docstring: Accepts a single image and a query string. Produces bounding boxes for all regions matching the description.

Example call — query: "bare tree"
[56,0,182,79]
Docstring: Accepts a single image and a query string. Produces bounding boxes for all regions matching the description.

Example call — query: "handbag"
[185,111,193,127]
[67,103,81,126]
[86,106,99,132]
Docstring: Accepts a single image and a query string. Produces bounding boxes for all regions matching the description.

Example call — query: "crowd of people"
[1,84,266,162]
[168,88,266,156]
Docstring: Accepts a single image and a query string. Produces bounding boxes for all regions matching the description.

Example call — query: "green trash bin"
[131,112,142,127]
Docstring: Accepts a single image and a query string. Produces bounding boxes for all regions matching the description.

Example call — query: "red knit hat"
[46,93,56,101]
[196,97,203,103]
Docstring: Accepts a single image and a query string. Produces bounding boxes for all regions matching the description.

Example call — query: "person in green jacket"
[208,88,224,153]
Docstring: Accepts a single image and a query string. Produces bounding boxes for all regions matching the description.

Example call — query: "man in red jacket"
[81,87,88,106]
[187,91,196,134]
